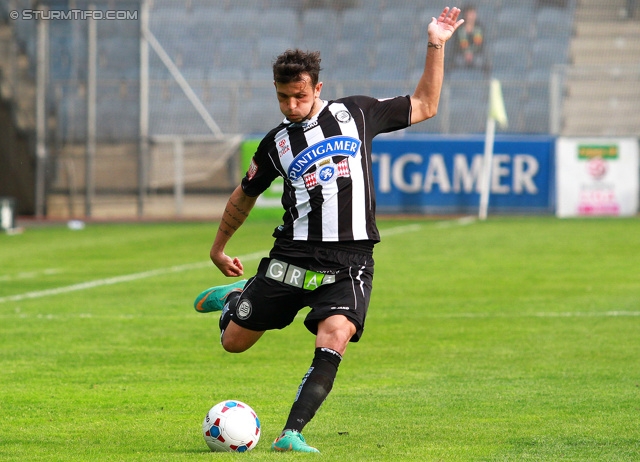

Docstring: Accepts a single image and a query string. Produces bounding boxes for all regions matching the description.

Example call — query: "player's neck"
[304,98,324,121]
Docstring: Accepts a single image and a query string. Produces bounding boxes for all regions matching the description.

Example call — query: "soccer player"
[194,6,463,453]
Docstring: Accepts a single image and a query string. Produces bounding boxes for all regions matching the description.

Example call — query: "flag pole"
[479,116,495,220]
[479,79,508,221]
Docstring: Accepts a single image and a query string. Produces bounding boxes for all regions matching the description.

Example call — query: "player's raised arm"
[210,185,257,277]
[410,6,464,124]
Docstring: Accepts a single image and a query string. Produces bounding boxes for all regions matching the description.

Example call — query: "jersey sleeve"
[240,136,281,197]
[348,94,412,135]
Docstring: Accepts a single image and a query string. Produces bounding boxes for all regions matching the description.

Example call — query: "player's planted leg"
[271,347,342,453]
[271,430,320,453]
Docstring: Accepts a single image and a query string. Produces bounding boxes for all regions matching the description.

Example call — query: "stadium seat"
[333,39,371,79]
[218,8,261,40]
[187,7,227,40]
[372,39,415,76]
[247,67,275,84]
[180,38,220,75]
[255,37,297,70]
[522,99,550,133]
[448,67,487,82]
[149,5,191,29]
[490,38,531,79]
[264,0,301,8]
[340,9,377,42]
[449,81,490,106]
[378,8,418,41]
[369,66,404,82]
[96,97,139,142]
[97,38,139,80]
[525,79,550,108]
[449,98,487,134]
[150,98,211,136]
[535,6,574,38]
[495,6,535,40]
[301,9,340,42]
[212,38,255,73]
[531,37,570,72]
[238,99,283,135]
[255,9,300,40]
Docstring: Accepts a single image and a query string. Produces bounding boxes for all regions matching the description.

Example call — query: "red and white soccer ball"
[202,400,261,452]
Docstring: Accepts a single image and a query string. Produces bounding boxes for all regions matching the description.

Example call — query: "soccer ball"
[202,400,261,452]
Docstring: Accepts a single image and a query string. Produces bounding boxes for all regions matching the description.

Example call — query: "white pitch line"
[0,261,210,304]
[427,311,640,319]
[379,223,423,236]
[0,252,265,305]
[0,268,63,282]
[434,216,477,228]
[0,222,464,305]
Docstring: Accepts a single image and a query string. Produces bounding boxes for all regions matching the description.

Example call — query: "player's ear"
[315,81,323,94]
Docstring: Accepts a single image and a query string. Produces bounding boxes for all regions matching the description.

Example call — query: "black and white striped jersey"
[242,95,412,243]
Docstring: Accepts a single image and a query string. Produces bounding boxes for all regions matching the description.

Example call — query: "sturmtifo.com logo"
[10,9,138,21]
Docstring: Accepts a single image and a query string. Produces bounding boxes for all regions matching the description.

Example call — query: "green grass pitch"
[1,216,639,461]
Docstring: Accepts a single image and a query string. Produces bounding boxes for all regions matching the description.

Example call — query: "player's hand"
[211,251,244,277]
[428,7,464,44]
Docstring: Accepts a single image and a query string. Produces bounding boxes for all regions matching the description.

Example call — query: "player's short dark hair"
[272,49,322,86]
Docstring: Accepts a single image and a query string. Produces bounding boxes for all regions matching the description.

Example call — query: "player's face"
[274,74,322,123]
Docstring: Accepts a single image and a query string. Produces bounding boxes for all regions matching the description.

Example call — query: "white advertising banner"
[556,138,639,217]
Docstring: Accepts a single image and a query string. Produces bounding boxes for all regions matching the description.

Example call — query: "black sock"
[283,347,342,433]
[218,291,241,333]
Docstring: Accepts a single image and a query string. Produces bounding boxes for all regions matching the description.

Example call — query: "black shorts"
[230,240,374,342]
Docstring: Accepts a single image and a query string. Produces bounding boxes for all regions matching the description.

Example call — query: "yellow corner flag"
[488,78,508,128]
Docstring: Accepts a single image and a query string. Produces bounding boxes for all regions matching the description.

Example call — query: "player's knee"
[221,335,250,353]
[220,323,263,353]
[316,316,356,354]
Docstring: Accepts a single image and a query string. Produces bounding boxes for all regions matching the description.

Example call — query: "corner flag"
[479,79,508,220]
[488,78,508,128]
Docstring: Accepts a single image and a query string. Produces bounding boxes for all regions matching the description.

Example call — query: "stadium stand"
[141,0,577,135]
[0,0,581,141]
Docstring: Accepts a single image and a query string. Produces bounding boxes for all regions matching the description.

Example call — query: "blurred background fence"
[0,0,638,218]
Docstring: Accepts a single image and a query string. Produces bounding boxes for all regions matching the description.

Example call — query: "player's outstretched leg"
[271,430,320,453]
[193,280,246,313]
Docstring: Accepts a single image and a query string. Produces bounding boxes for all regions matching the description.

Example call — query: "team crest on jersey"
[303,158,351,189]
[334,110,352,123]
[317,162,338,184]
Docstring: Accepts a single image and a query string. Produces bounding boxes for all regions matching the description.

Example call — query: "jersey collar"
[283,100,328,128]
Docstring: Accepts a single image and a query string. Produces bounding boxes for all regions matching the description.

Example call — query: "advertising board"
[555,137,639,217]
[241,135,556,214]
[372,135,555,214]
